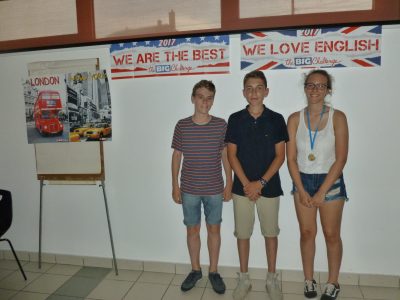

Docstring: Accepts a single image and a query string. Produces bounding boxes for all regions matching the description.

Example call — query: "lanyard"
[306,105,325,151]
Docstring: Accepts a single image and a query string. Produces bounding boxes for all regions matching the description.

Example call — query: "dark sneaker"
[320,283,340,300]
[304,279,318,298]
[181,270,202,291]
[208,272,226,294]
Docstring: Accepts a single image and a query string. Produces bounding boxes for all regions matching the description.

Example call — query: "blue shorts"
[181,192,223,226]
[292,173,348,201]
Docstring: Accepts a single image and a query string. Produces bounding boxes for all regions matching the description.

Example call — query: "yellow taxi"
[73,123,93,136]
[69,132,81,142]
[84,123,112,140]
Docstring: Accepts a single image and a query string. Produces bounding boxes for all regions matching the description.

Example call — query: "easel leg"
[100,181,118,275]
[39,179,44,269]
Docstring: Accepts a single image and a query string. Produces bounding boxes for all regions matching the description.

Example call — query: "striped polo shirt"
[172,116,227,195]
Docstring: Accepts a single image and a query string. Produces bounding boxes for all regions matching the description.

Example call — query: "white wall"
[0,25,399,276]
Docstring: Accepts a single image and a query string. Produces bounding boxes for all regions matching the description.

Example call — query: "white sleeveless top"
[296,107,335,174]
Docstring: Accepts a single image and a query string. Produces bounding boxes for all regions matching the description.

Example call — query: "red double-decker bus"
[33,90,64,136]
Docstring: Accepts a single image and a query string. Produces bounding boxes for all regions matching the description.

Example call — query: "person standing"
[226,70,288,300]
[171,80,232,294]
[287,69,348,300]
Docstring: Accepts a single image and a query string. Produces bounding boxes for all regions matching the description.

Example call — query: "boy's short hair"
[243,70,267,88]
[192,80,216,97]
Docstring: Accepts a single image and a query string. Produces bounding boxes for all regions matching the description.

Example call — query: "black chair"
[0,189,27,280]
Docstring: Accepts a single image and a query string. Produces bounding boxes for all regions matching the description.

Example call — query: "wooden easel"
[35,142,118,275]
[29,58,118,275]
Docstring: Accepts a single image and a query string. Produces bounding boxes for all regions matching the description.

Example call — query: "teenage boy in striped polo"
[171,80,232,294]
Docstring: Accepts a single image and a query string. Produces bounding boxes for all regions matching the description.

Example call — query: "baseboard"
[0,250,398,287]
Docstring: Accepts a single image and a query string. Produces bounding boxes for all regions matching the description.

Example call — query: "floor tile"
[23,273,70,294]
[47,295,84,300]
[74,267,110,279]
[202,287,233,299]
[1,260,399,300]
[0,259,27,271]
[340,284,363,298]
[339,298,370,300]
[205,276,236,290]
[11,291,50,300]
[47,264,82,276]
[242,278,266,293]
[360,286,400,300]
[247,290,269,300]
[162,284,203,300]
[171,274,208,288]
[115,259,143,271]
[83,257,112,269]
[53,276,102,298]
[281,293,307,300]
[104,269,142,281]
[0,271,41,290]
[124,282,168,300]
[137,271,174,285]
[0,288,17,300]
[144,261,175,273]
[23,262,55,273]
[281,281,306,294]
[86,279,133,300]
[0,269,13,281]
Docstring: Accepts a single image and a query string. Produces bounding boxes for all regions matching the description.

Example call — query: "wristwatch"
[259,178,267,188]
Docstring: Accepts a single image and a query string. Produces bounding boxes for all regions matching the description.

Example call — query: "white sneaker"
[233,272,252,300]
[266,272,283,300]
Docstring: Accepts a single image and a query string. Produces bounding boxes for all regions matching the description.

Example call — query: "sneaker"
[266,272,283,300]
[208,272,226,294]
[320,283,340,300]
[233,272,252,300]
[304,279,318,298]
[181,270,202,291]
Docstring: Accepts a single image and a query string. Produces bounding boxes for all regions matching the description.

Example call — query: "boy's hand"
[223,185,232,202]
[172,186,182,204]
[243,181,262,201]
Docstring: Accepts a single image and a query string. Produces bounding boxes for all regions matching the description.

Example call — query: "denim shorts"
[292,173,348,201]
[181,192,223,226]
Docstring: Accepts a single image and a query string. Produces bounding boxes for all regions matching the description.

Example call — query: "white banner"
[110,35,230,79]
[241,26,381,70]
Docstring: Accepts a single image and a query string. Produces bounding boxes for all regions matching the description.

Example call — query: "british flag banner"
[110,36,229,80]
[241,26,381,70]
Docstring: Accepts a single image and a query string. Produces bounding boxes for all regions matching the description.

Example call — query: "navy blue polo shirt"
[225,105,289,198]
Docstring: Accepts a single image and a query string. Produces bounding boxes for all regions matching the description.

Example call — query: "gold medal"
[306,106,325,163]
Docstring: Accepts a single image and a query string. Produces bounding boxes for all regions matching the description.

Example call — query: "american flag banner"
[110,36,230,80]
[241,26,381,70]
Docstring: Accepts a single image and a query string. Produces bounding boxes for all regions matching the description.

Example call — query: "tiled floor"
[0,259,399,300]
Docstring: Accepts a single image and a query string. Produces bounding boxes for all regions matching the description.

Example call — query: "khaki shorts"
[232,194,280,239]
